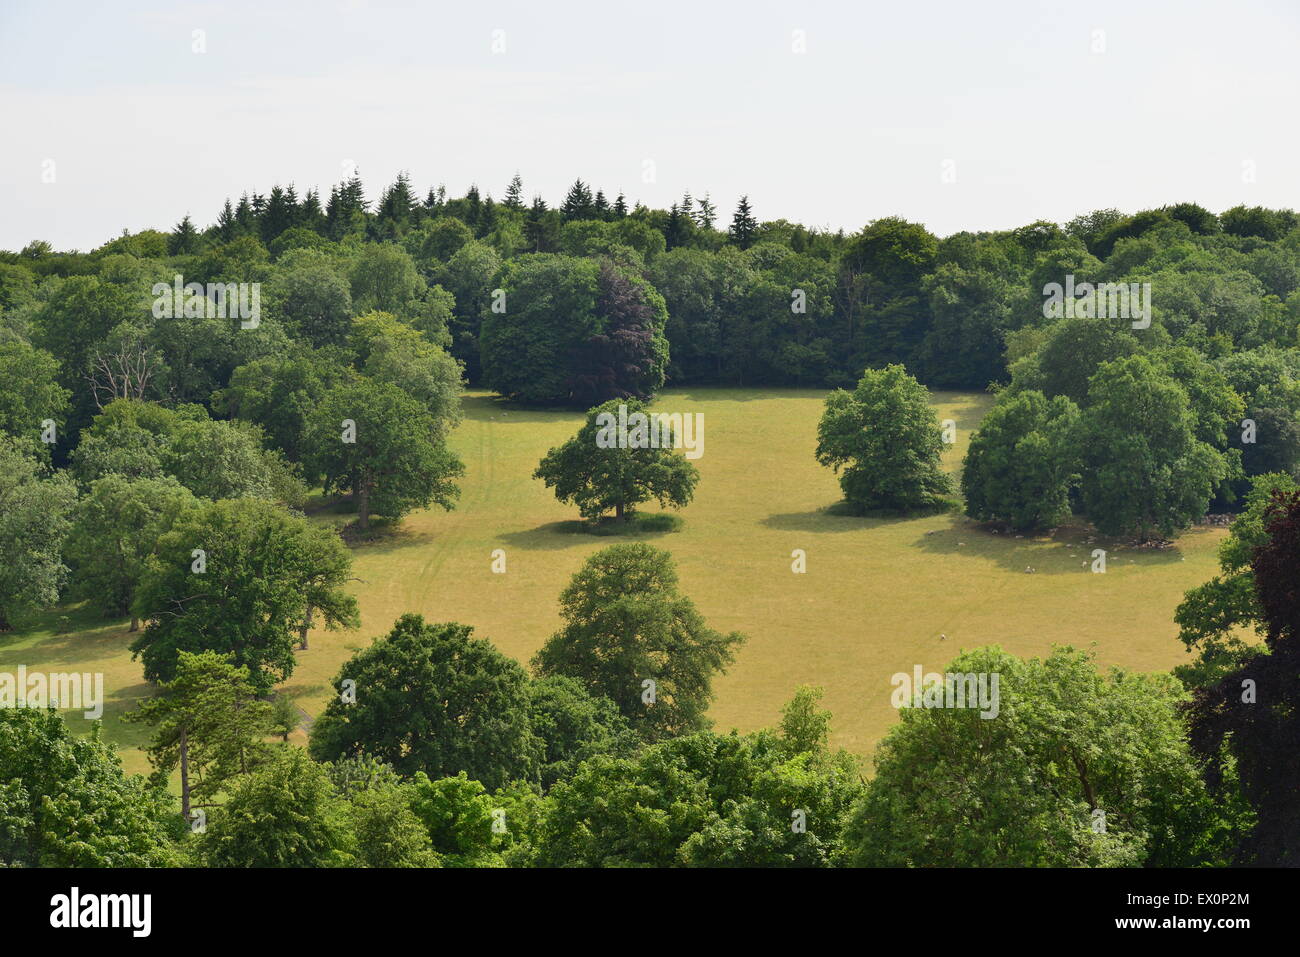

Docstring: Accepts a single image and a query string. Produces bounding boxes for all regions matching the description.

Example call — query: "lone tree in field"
[815,364,951,514]
[305,378,464,530]
[534,398,699,522]
[532,543,745,741]
[961,390,1081,531]
[130,499,360,691]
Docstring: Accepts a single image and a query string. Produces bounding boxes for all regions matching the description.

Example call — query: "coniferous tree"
[169,214,200,255]
[729,195,757,249]
[504,172,524,210]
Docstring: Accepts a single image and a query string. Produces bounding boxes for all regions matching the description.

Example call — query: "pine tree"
[525,195,551,252]
[233,193,254,235]
[696,193,716,229]
[612,192,628,218]
[300,188,325,233]
[261,185,295,243]
[376,172,416,228]
[729,195,757,249]
[504,173,524,210]
[169,214,200,255]
[594,189,609,219]
[561,179,594,221]
[216,199,237,242]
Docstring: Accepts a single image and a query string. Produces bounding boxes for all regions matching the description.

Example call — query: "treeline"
[7,174,1300,408]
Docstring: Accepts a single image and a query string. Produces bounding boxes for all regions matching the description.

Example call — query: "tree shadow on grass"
[459,394,580,423]
[0,619,134,669]
[911,520,1189,575]
[498,513,683,550]
[761,501,946,534]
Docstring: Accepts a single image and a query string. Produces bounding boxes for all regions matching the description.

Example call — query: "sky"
[1,0,1297,251]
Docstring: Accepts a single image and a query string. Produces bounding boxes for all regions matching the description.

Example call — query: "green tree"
[961,390,1081,530]
[198,746,356,867]
[130,498,359,690]
[534,398,699,521]
[1076,355,1227,540]
[0,708,180,867]
[533,543,745,741]
[304,378,464,529]
[65,474,199,629]
[527,674,636,788]
[0,340,69,456]
[0,438,78,631]
[309,614,540,790]
[838,646,1241,867]
[125,651,275,820]
[815,364,952,514]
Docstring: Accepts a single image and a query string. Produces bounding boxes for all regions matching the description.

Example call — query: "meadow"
[3,387,1229,775]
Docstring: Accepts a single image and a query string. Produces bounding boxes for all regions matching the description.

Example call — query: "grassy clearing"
[2,387,1228,774]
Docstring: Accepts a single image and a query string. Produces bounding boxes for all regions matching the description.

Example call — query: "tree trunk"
[129,616,140,633]
[356,481,371,530]
[0,611,10,633]
[299,604,314,651]
[179,727,191,821]
[615,502,625,521]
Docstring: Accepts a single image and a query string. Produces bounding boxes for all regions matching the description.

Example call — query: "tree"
[527,674,636,789]
[837,647,1241,868]
[362,327,464,432]
[0,340,70,455]
[130,498,359,691]
[198,746,355,867]
[535,730,862,867]
[268,257,353,347]
[1186,488,1300,865]
[0,708,180,867]
[503,173,524,211]
[214,348,349,462]
[125,651,275,820]
[481,254,669,406]
[345,776,440,867]
[729,196,757,249]
[304,378,464,529]
[160,416,303,504]
[1174,472,1296,688]
[0,439,78,631]
[66,474,199,629]
[815,364,951,514]
[309,614,540,791]
[1076,355,1227,540]
[169,213,200,255]
[778,685,833,755]
[961,390,1081,530]
[533,543,746,741]
[349,242,426,318]
[568,260,670,404]
[534,398,699,521]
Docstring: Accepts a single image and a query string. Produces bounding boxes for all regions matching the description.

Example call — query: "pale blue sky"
[2,0,1297,250]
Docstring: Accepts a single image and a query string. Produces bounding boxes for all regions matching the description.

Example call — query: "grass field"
[2,387,1230,776]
